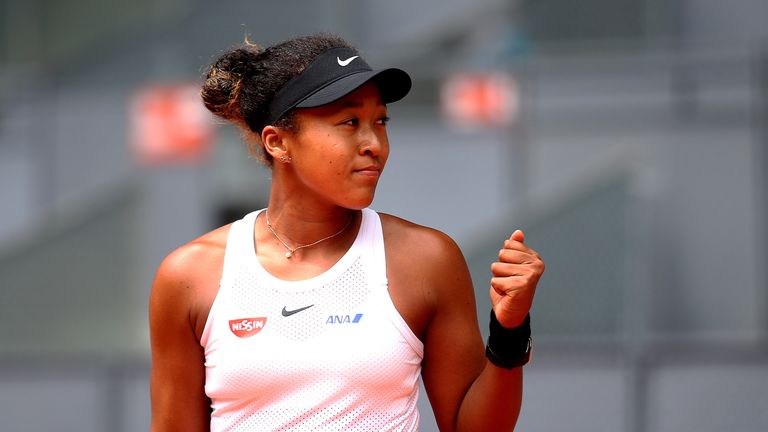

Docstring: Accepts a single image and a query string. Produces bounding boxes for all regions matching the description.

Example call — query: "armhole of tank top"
[367,209,425,359]
[200,211,258,347]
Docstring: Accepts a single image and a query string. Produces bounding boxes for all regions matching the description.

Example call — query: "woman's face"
[284,82,390,210]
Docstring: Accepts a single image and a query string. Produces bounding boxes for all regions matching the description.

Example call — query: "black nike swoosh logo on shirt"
[281,304,314,317]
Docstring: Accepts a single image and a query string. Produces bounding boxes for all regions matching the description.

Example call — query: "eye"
[341,118,359,126]
[377,116,391,126]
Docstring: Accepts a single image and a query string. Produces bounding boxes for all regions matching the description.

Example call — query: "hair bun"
[201,46,262,124]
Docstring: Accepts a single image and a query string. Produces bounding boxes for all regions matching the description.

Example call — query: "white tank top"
[201,208,424,431]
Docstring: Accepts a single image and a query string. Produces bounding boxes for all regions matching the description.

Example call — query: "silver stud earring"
[279,154,292,163]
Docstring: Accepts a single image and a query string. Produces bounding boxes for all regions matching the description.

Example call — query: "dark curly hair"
[201,33,355,165]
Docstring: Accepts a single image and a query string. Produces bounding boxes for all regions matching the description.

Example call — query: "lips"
[354,165,381,177]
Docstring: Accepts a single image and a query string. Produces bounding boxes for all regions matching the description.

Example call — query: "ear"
[261,125,290,160]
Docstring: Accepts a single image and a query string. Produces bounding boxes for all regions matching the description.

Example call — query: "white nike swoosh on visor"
[337,56,359,66]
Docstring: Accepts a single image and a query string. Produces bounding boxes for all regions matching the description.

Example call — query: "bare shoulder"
[153,223,232,288]
[154,224,231,287]
[377,213,473,339]
[150,223,233,339]
[379,212,466,267]
[379,212,472,305]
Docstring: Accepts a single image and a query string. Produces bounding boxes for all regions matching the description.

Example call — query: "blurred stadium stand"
[1,0,767,431]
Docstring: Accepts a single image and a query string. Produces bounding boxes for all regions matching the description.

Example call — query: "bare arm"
[149,244,219,432]
[418,230,543,432]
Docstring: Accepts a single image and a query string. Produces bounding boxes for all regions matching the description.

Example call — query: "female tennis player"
[149,33,544,431]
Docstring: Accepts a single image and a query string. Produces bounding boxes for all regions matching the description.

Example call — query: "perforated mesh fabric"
[201,209,423,431]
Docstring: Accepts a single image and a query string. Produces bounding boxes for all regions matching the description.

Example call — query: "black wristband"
[485,310,532,369]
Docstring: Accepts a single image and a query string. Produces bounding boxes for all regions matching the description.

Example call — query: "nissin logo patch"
[326,314,363,324]
[229,318,267,338]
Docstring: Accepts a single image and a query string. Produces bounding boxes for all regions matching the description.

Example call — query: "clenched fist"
[490,230,545,328]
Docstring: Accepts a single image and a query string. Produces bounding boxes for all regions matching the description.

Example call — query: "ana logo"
[337,55,359,67]
[326,313,363,324]
[229,317,267,338]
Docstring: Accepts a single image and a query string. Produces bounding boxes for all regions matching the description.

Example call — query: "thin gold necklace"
[264,210,353,259]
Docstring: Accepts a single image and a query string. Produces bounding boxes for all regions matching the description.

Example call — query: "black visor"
[255,47,411,131]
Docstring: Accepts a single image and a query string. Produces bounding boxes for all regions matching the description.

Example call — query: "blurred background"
[1,0,767,431]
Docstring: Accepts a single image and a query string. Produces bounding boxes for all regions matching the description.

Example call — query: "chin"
[341,194,375,210]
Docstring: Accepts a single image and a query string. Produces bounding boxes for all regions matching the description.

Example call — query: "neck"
[264,199,357,246]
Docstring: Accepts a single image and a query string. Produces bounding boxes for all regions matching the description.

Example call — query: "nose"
[358,127,385,157]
